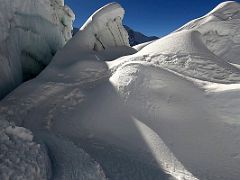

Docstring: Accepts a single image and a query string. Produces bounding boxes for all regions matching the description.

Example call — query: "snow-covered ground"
[1,1,240,180]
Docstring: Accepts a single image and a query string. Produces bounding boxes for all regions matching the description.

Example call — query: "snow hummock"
[0,0,74,99]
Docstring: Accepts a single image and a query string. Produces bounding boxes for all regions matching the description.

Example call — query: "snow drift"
[1,1,240,180]
[0,0,74,99]
[109,28,240,179]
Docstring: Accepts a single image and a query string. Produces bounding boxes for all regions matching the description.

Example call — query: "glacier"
[1,1,240,180]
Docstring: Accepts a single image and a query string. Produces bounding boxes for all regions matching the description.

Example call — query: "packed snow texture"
[1,1,240,180]
[176,1,240,65]
[0,0,74,99]
[0,120,51,180]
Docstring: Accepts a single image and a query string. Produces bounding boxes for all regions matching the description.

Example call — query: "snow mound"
[111,30,240,84]
[176,1,240,65]
[0,120,51,180]
[0,0,74,99]
[110,60,240,180]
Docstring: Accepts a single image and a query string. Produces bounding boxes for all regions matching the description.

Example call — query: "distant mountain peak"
[124,25,158,46]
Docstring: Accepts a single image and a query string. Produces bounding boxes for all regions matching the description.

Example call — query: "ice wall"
[68,3,129,53]
[0,0,74,99]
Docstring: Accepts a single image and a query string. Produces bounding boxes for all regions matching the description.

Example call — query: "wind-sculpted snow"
[176,1,240,65]
[0,0,74,99]
[110,30,240,84]
[1,2,240,180]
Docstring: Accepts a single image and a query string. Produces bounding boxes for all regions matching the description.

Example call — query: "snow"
[37,132,107,180]
[176,1,240,65]
[0,0,74,99]
[111,30,240,84]
[133,40,156,51]
[109,42,240,179]
[0,120,51,180]
[1,1,240,180]
[5,126,33,141]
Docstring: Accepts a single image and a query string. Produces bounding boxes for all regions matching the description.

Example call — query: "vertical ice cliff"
[0,0,74,99]
[68,3,130,53]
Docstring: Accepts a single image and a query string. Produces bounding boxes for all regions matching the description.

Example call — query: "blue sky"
[65,0,240,37]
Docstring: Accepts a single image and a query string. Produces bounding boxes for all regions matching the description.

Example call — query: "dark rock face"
[124,25,158,46]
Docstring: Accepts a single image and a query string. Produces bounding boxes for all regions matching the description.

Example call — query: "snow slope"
[176,1,240,65]
[0,0,74,99]
[0,3,142,180]
[109,28,240,179]
[1,1,240,180]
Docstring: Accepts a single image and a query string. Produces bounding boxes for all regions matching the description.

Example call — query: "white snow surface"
[1,1,240,180]
[0,0,74,99]
[176,1,240,65]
